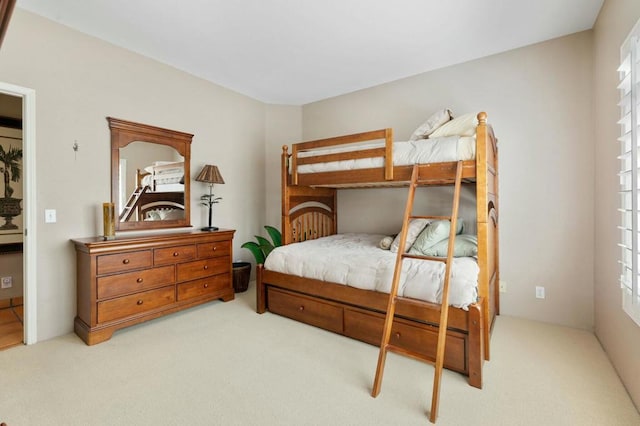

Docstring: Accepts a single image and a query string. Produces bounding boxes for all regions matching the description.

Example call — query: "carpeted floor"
[0,286,638,425]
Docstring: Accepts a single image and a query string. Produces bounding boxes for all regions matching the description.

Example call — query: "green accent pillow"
[421,234,478,257]
[408,219,464,255]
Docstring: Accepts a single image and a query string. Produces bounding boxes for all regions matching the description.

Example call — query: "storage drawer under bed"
[343,308,467,373]
[267,287,343,334]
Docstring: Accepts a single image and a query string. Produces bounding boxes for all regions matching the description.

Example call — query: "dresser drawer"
[344,309,466,372]
[97,265,175,299]
[97,250,152,275]
[268,288,343,334]
[97,286,175,323]
[177,275,230,301]
[197,240,231,259]
[154,245,197,266]
[176,256,229,282]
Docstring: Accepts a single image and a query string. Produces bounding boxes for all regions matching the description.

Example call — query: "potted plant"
[234,226,282,293]
[241,225,282,265]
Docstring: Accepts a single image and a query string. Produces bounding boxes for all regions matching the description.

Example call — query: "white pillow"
[428,112,478,138]
[408,109,452,141]
[390,218,430,253]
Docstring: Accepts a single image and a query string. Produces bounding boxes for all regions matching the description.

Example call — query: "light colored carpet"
[0,286,638,425]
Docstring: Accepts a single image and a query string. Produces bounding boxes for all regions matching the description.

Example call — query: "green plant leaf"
[241,241,265,264]
[264,225,282,247]
[255,236,274,257]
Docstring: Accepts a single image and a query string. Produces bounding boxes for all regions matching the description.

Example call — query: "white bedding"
[264,233,479,310]
[296,136,476,174]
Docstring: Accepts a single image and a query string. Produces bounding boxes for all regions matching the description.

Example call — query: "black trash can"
[232,262,251,293]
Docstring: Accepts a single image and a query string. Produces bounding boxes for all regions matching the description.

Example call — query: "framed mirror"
[108,117,192,232]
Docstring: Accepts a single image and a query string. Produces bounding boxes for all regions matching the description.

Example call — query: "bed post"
[467,301,484,388]
[256,264,266,314]
[282,145,293,245]
[474,112,498,361]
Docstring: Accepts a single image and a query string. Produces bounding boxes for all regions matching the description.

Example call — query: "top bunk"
[136,161,185,192]
[285,111,497,189]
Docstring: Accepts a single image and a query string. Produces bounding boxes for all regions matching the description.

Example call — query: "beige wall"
[302,31,595,331]
[0,9,267,341]
[593,0,640,410]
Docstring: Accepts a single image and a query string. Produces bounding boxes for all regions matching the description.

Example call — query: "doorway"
[0,82,36,345]
[0,93,23,349]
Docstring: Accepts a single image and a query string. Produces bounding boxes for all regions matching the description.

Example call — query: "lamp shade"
[195,165,225,184]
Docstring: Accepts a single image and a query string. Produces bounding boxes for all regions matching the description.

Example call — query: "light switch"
[45,209,57,223]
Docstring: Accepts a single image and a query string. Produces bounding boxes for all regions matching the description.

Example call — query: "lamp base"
[201,226,219,232]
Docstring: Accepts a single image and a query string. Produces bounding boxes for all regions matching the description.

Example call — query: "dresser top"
[71,229,235,253]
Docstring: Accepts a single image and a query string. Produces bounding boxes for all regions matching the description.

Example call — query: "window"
[618,18,640,327]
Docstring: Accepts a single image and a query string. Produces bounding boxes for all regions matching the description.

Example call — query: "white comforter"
[264,233,479,310]
[297,136,476,174]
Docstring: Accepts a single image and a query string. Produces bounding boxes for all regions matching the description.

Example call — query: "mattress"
[264,233,479,310]
[296,135,475,174]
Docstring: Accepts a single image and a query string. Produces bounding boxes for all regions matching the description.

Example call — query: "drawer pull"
[122,259,130,265]
[136,278,143,283]
[212,246,217,251]
[298,305,305,312]
[173,252,179,257]
[136,299,144,305]
[394,332,401,339]
[204,283,209,289]
[204,265,209,270]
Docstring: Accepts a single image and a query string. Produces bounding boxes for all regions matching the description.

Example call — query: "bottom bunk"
[256,264,486,389]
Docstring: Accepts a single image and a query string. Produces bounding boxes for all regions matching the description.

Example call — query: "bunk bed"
[120,161,185,222]
[256,111,499,389]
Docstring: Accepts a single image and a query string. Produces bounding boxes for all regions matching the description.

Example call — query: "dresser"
[72,229,235,345]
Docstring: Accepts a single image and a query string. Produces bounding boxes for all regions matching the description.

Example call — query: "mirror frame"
[108,117,192,232]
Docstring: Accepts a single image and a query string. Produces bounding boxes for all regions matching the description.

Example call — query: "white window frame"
[618,18,640,327]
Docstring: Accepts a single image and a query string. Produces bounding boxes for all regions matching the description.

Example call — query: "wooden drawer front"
[97,250,152,275]
[176,257,229,282]
[97,286,175,324]
[97,265,175,299]
[344,309,466,372]
[177,275,229,301]
[154,245,197,266]
[197,241,231,259]
[268,288,343,334]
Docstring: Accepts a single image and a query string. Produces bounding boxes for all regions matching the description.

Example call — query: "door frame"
[0,81,37,344]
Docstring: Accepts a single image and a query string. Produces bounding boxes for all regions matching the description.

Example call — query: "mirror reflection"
[108,117,192,232]
[119,142,185,222]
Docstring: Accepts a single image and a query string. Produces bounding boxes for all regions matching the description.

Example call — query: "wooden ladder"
[371,161,464,423]
[119,186,149,221]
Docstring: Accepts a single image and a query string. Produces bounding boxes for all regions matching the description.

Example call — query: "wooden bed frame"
[257,112,499,388]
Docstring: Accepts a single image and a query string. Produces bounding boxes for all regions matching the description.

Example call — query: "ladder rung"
[393,295,442,311]
[409,215,451,221]
[386,344,436,365]
[401,253,447,263]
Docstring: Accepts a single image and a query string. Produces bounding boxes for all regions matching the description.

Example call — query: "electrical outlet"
[499,280,507,293]
[535,286,545,299]
[1,276,12,289]
[45,209,57,223]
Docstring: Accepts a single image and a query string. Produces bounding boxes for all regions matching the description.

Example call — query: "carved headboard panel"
[288,205,335,243]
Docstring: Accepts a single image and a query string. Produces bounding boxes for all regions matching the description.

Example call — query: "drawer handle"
[298,305,305,312]
[204,265,209,270]
[136,300,143,305]
[122,259,130,265]
[136,278,143,283]
[394,332,401,339]
[204,283,209,289]
[173,252,179,257]
[212,246,217,251]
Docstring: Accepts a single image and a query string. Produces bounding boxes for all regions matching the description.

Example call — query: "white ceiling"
[17,0,603,105]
